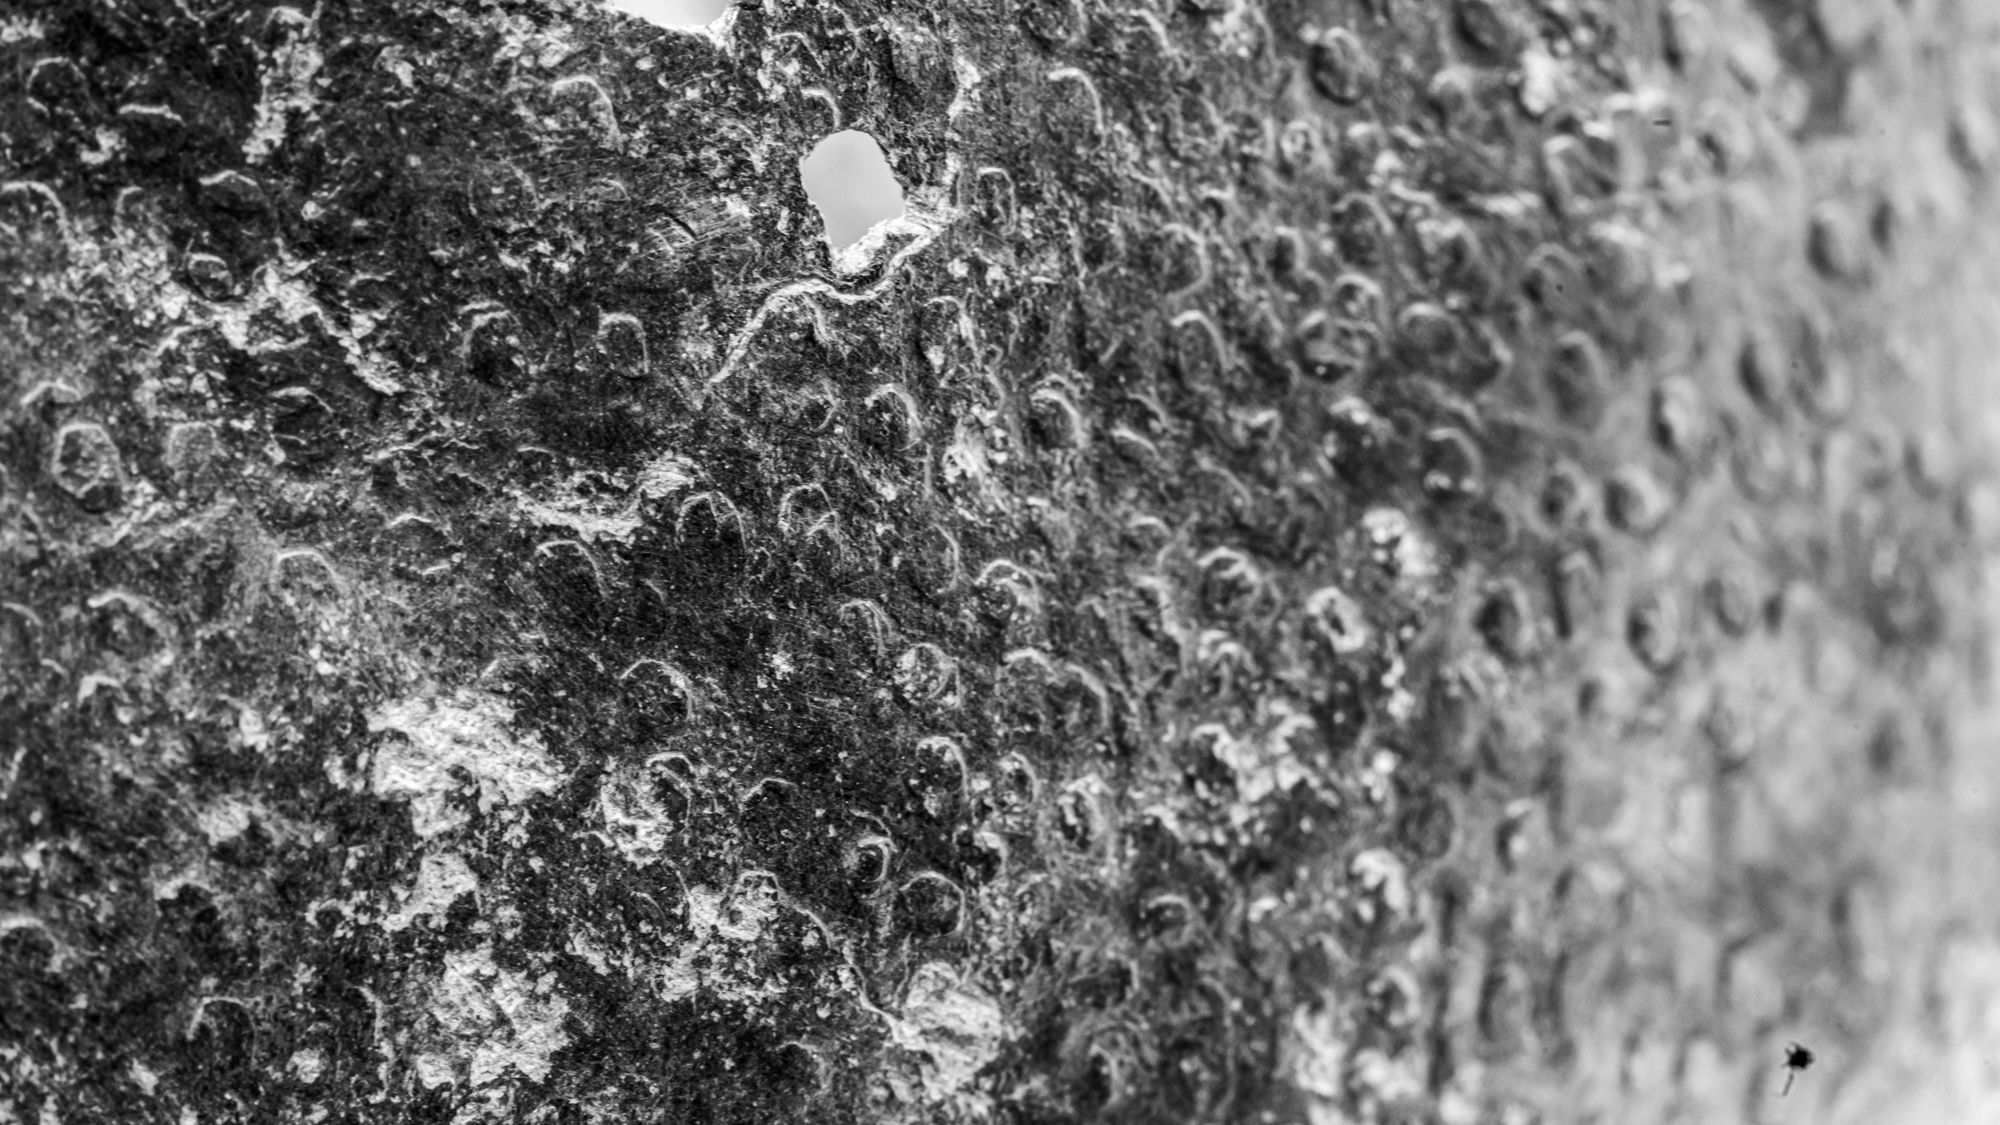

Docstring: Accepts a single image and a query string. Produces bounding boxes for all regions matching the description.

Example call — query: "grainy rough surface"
[6,1,2000,1123]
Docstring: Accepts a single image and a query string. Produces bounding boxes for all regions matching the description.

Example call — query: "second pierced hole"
[800,130,907,250]
[606,0,731,28]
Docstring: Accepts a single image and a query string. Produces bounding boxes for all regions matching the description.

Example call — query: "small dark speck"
[1779,1042,1814,1096]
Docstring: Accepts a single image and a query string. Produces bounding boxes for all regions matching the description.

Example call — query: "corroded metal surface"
[5,1,2000,1123]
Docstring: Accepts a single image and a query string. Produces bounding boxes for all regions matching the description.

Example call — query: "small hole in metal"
[607,0,731,29]
[800,130,907,250]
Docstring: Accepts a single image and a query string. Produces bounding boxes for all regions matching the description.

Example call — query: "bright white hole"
[606,0,730,29]
[800,131,907,250]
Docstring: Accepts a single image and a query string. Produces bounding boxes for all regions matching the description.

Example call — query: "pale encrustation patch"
[888,962,1007,1100]
[366,689,562,838]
